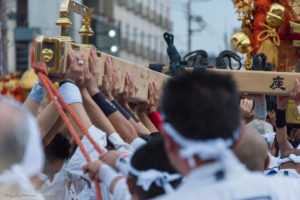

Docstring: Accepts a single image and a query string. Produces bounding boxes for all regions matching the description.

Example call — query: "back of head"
[161,70,240,141]
[45,133,71,164]
[247,119,275,149]
[129,136,181,199]
[0,97,44,193]
[0,103,28,174]
[247,120,273,135]
[234,127,269,171]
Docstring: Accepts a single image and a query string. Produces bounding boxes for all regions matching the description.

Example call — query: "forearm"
[91,91,138,143]
[68,103,92,139]
[37,101,60,138]
[42,117,64,146]
[23,99,41,116]
[276,108,292,154]
[82,89,116,136]
[276,127,292,154]
[137,112,159,133]
[129,118,151,135]
[108,112,138,143]
[23,81,47,116]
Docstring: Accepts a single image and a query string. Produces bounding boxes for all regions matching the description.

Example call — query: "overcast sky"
[172,0,241,56]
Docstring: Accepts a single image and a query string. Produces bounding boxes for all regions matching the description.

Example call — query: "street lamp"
[110,45,118,53]
[108,30,116,38]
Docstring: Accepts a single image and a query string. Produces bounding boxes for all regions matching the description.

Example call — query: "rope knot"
[32,62,48,76]
[257,23,280,46]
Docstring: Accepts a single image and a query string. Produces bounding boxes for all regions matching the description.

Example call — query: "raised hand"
[118,73,137,106]
[86,48,100,96]
[112,67,121,98]
[240,98,254,119]
[64,49,85,86]
[82,160,104,181]
[100,150,124,170]
[101,57,114,100]
[289,79,300,106]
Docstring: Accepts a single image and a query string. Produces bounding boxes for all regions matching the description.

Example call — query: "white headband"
[278,154,300,166]
[261,132,275,148]
[128,161,181,194]
[163,119,240,168]
[0,96,44,190]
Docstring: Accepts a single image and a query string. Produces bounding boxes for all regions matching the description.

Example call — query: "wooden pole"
[61,45,300,102]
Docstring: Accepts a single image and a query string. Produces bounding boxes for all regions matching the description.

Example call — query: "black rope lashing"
[216,50,242,70]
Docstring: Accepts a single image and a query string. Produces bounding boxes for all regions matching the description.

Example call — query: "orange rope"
[33,62,102,200]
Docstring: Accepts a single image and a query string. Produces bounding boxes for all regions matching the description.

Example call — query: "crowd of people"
[1,48,300,200]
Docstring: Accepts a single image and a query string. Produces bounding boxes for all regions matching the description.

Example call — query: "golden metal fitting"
[231,31,251,54]
[266,3,286,28]
[42,48,54,63]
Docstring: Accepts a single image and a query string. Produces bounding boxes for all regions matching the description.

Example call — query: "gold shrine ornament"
[42,48,54,63]
[231,31,251,54]
[266,3,286,28]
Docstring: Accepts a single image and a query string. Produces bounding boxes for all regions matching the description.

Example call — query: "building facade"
[85,0,172,66]
[1,0,172,73]
[114,0,172,66]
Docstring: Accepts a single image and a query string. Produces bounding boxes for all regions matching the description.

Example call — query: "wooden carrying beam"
[97,56,300,99]
[161,67,300,96]
[60,44,168,102]
[96,52,169,102]
[62,45,300,101]
[210,69,299,96]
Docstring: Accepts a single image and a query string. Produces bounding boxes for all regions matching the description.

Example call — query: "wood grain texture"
[61,44,300,100]
[161,66,300,96]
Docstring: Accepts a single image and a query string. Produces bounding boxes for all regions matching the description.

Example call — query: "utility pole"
[187,0,192,52]
[186,0,208,53]
[0,0,8,75]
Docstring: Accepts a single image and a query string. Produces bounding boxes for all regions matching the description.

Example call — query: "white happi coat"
[156,161,300,200]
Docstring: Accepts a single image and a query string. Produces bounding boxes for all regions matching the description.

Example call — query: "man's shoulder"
[155,172,300,200]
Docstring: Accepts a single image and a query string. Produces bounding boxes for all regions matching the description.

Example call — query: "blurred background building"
[86,0,172,66]
[0,0,172,74]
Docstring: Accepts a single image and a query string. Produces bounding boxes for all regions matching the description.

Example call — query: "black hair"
[161,70,240,141]
[139,132,161,142]
[44,133,71,163]
[130,136,181,199]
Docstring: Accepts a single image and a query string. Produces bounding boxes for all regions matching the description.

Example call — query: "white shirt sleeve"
[108,133,134,154]
[130,137,147,149]
[115,154,131,177]
[39,171,70,200]
[112,178,132,200]
[64,125,107,177]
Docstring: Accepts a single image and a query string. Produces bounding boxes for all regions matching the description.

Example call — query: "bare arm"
[37,101,60,138]
[276,96,292,154]
[23,82,47,116]
[87,55,138,143]
[42,117,64,146]
[23,99,41,116]
[81,88,116,136]
[136,112,158,133]
[59,49,94,139]
[276,126,291,155]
